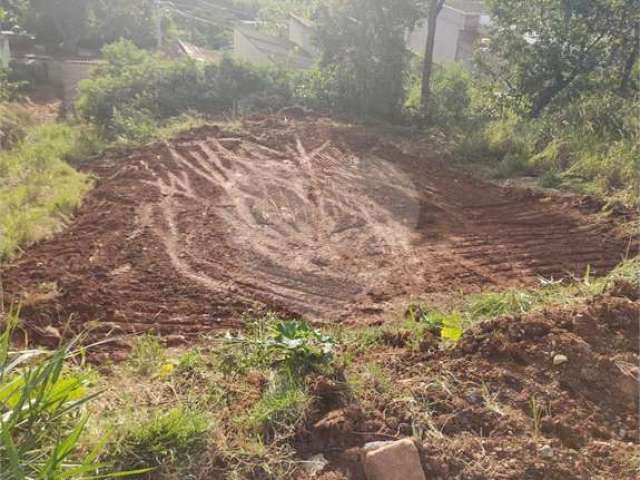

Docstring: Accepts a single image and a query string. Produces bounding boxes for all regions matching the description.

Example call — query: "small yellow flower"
[157,363,175,379]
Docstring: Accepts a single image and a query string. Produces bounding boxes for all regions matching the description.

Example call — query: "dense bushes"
[312,0,422,119]
[77,40,289,142]
[452,81,639,205]
[404,59,639,206]
[406,63,476,129]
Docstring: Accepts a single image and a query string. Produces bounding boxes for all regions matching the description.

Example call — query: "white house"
[233,14,316,70]
[234,1,487,70]
[0,32,12,69]
[288,14,318,56]
[406,0,487,64]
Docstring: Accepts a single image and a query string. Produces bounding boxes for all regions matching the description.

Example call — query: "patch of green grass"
[467,289,538,318]
[0,103,36,149]
[604,256,640,287]
[403,258,640,343]
[0,122,98,260]
[243,376,309,440]
[537,170,563,189]
[107,407,211,476]
[128,335,166,377]
[359,362,393,396]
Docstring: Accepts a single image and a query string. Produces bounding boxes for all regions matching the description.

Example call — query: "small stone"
[363,438,426,480]
[553,354,568,366]
[539,445,554,459]
[302,453,329,477]
[466,391,482,404]
[398,422,412,435]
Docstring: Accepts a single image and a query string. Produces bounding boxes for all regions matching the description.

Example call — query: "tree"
[481,0,640,118]
[315,0,422,119]
[87,0,157,50]
[420,0,444,116]
[30,0,90,53]
[0,0,28,31]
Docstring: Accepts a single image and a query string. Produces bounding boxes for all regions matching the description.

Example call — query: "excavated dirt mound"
[1,115,630,340]
[299,289,640,480]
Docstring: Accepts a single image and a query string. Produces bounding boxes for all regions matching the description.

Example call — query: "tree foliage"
[481,0,640,117]
[5,0,244,53]
[314,0,423,119]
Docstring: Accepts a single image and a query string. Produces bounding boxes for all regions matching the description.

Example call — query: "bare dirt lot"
[1,115,630,341]
[300,289,639,480]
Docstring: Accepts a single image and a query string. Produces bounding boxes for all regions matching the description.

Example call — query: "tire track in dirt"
[1,116,632,340]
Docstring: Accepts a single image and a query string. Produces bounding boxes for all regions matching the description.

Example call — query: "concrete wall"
[0,35,11,69]
[45,59,100,110]
[406,6,480,64]
[233,30,274,67]
[289,16,317,55]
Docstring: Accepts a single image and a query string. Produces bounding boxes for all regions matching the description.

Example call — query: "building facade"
[407,1,486,64]
[0,32,12,68]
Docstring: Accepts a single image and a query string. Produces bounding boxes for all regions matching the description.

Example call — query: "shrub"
[0,68,24,102]
[407,63,475,130]
[454,68,639,205]
[221,315,336,379]
[77,40,288,141]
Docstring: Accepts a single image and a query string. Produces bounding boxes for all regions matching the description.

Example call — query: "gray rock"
[539,445,554,459]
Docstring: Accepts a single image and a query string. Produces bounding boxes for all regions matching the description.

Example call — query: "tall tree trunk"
[620,22,640,93]
[530,76,574,118]
[421,0,444,116]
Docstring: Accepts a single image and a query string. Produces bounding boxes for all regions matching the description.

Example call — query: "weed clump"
[107,407,210,476]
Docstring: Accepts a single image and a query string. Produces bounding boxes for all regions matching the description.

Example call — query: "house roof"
[289,13,315,29]
[177,40,223,63]
[446,0,486,14]
[235,26,314,69]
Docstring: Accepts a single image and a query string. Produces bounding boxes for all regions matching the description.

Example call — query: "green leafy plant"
[409,306,463,342]
[223,317,335,379]
[263,320,336,376]
[0,310,146,479]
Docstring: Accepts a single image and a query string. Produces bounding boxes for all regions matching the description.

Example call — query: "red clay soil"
[299,287,640,480]
[0,114,631,342]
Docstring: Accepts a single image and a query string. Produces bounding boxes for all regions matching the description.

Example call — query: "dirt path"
[1,115,630,341]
